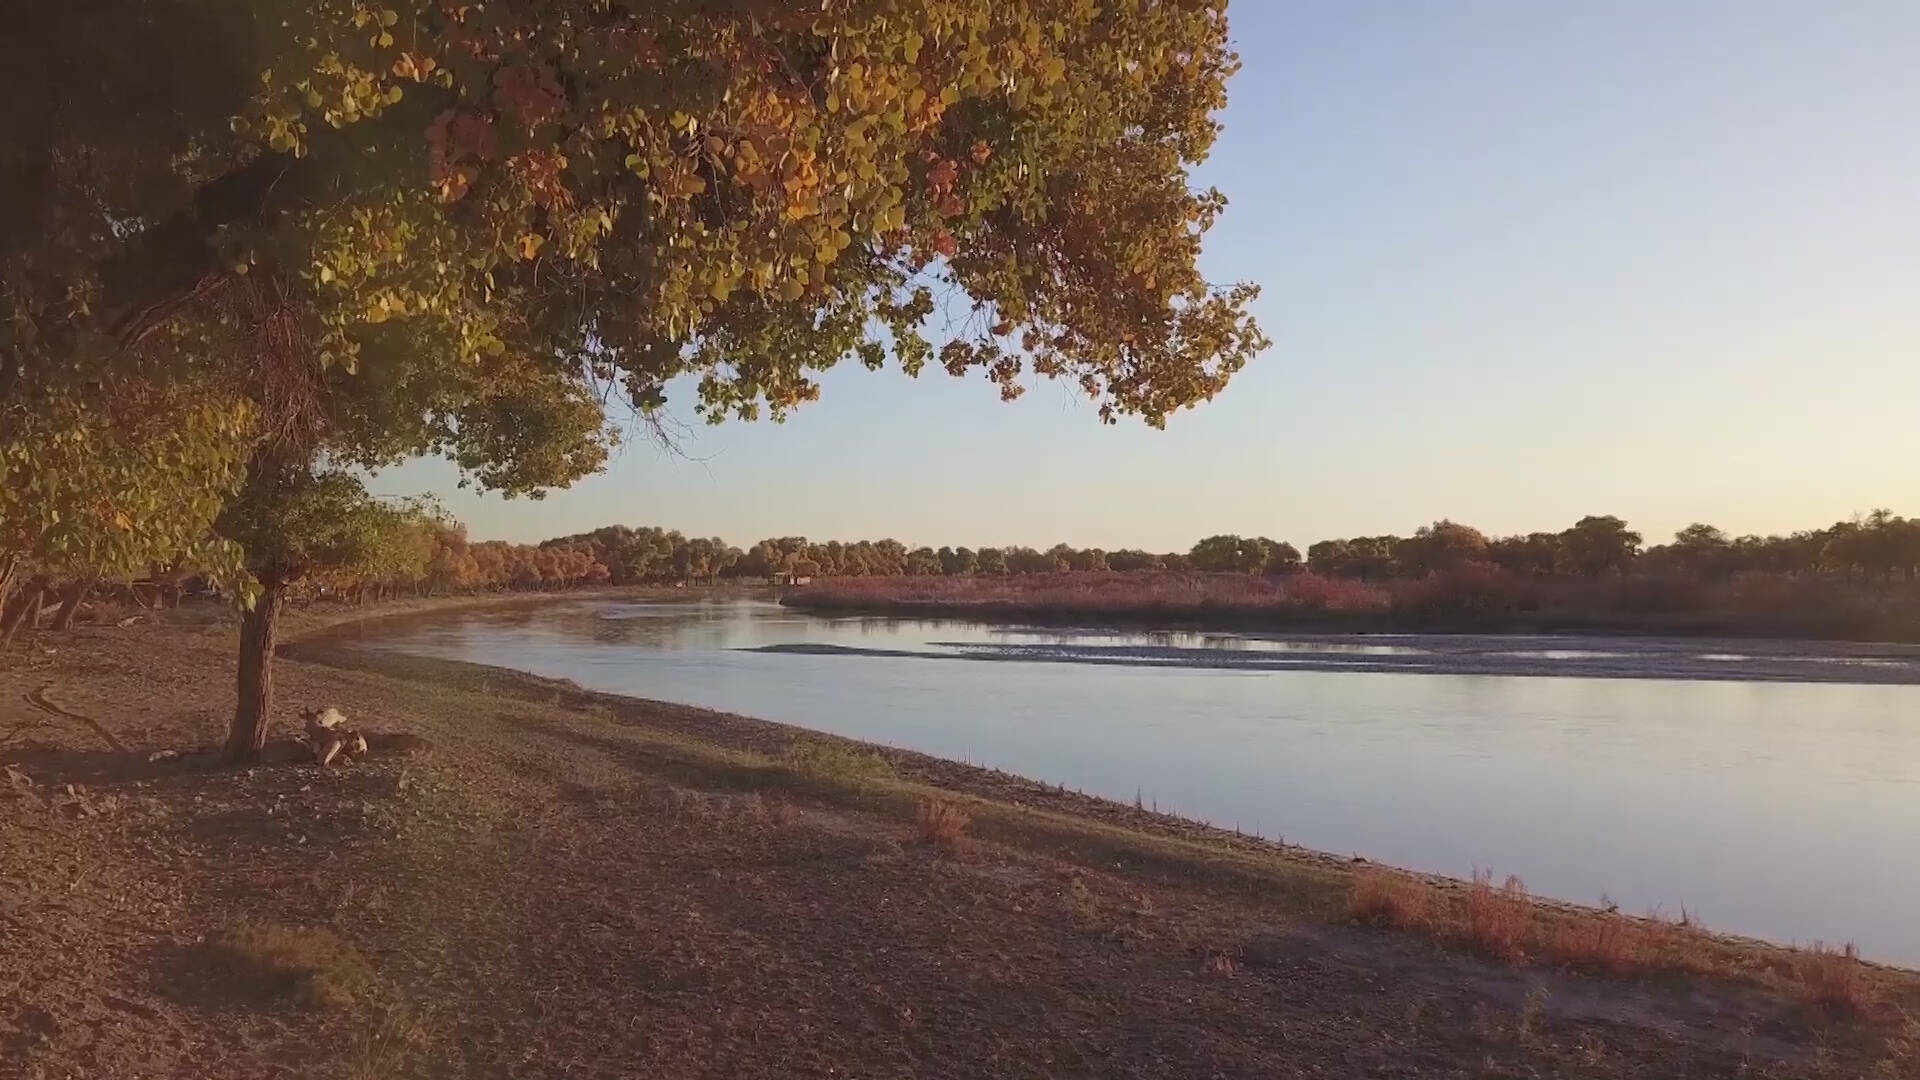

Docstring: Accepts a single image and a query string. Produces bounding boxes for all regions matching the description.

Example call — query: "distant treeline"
[519,511,1920,587]
[772,513,1920,643]
[9,509,1920,642]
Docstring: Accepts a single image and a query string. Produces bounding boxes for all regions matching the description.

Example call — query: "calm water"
[365,598,1920,965]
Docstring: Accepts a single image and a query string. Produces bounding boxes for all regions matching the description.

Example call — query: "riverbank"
[3,597,1917,1077]
[782,570,1920,643]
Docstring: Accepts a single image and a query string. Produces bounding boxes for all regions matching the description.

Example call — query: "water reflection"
[368,598,1920,966]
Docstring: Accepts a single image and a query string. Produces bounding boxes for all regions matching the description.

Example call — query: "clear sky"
[381,1,1920,551]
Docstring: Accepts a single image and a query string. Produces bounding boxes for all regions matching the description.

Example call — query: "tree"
[1261,539,1303,575]
[424,521,480,594]
[905,547,943,576]
[0,372,256,633]
[213,469,396,757]
[8,1,1262,755]
[1559,516,1641,577]
[974,548,1008,576]
[1106,549,1160,572]
[938,546,978,576]
[1048,545,1108,572]
[1188,534,1265,573]
[1894,519,1920,581]
[1395,520,1488,577]
[1306,539,1351,577]
[1487,532,1563,577]
[1666,523,1733,579]
[1004,547,1054,575]
[1309,536,1400,579]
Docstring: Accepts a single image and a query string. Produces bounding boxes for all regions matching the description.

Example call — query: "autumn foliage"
[2,0,1267,754]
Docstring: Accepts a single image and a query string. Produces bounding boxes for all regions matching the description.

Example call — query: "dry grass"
[1872,1014,1920,1077]
[915,798,972,848]
[1068,877,1102,923]
[205,921,376,1010]
[1346,867,1878,1003]
[1462,871,1532,964]
[783,737,895,791]
[1356,871,1725,978]
[1349,869,1431,929]
[348,1006,434,1080]
[1801,942,1876,1016]
[1543,915,1649,976]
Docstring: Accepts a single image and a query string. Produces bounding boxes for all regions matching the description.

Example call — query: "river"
[360,596,1920,966]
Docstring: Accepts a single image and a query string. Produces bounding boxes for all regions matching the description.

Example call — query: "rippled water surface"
[363,598,1920,964]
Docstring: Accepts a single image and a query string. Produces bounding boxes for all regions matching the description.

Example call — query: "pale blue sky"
[383,1,1920,550]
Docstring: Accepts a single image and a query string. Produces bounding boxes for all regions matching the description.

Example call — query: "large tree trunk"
[50,581,91,630]
[225,576,284,762]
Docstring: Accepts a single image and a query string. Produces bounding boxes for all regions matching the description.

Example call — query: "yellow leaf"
[518,233,546,260]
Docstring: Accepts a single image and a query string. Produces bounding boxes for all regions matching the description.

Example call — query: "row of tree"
[299,509,1920,601]
[695,511,1920,585]
[13,509,1916,631]
[1304,513,1920,583]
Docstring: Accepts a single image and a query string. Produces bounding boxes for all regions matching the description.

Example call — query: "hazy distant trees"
[1560,516,1643,577]
[1487,533,1563,577]
[975,548,1009,576]
[1661,524,1734,579]
[906,547,943,576]
[1395,521,1489,577]
[1307,536,1399,580]
[1188,535,1300,574]
[448,509,1920,596]
[1106,549,1161,572]
[1819,510,1920,582]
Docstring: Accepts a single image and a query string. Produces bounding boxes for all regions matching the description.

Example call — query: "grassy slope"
[1,595,1916,1078]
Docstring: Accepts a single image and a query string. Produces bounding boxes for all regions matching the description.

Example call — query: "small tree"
[214,469,389,757]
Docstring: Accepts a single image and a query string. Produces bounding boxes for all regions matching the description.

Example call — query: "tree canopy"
[9,0,1263,458]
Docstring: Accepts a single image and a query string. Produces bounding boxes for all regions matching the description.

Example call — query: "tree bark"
[50,581,91,630]
[0,558,17,618]
[19,590,44,636]
[0,583,41,647]
[225,576,284,762]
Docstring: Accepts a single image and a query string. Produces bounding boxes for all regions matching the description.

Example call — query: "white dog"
[301,705,369,767]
